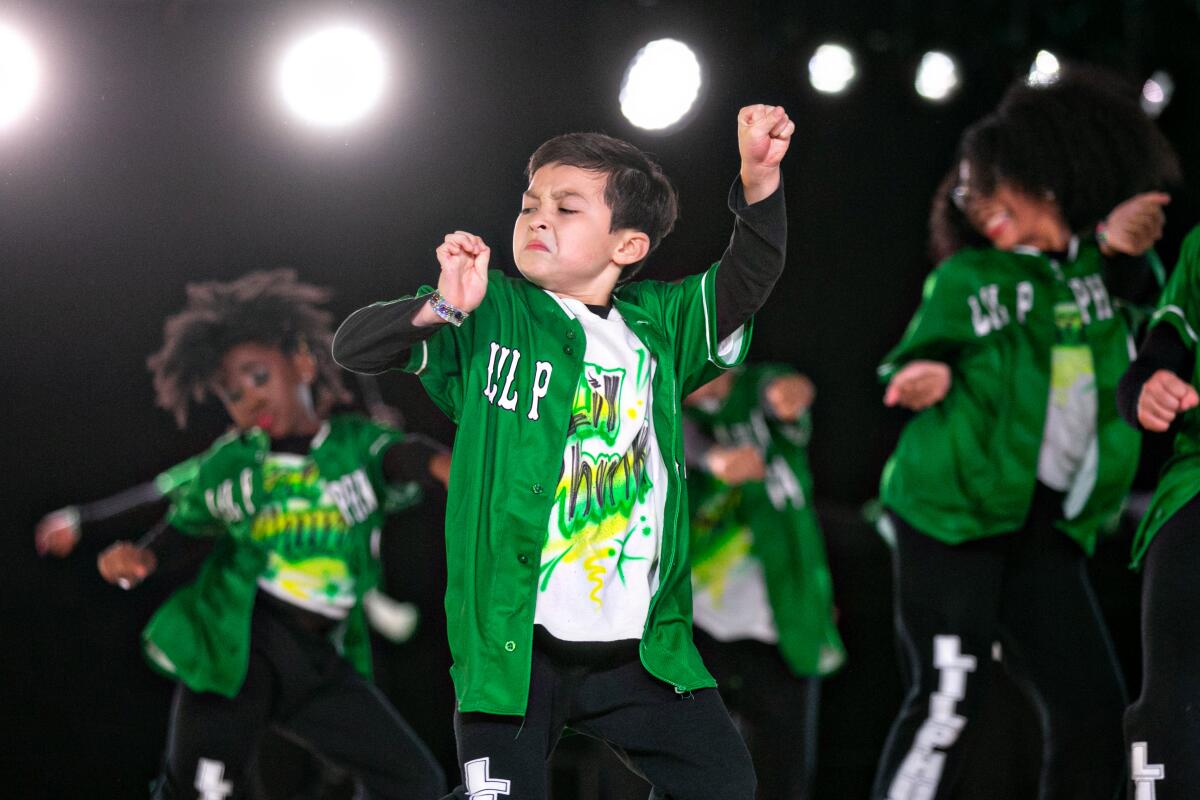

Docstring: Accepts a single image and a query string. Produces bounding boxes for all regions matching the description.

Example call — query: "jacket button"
[532,483,544,494]
[566,330,576,340]
[517,553,529,564]
[563,345,575,356]
[504,640,517,652]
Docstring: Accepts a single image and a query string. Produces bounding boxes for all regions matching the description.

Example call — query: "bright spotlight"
[619,38,702,131]
[915,51,960,103]
[278,25,387,128]
[0,22,40,130]
[808,44,856,95]
[1141,70,1174,118]
[1026,49,1060,87]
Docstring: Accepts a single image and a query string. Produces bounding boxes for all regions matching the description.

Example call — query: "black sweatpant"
[152,595,445,800]
[693,629,820,800]
[873,486,1127,800]
[1124,491,1200,800]
[445,627,756,800]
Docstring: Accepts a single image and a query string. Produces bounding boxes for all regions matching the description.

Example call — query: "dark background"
[3,1,1199,796]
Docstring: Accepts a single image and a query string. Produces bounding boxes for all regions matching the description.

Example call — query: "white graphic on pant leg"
[194,758,233,800]
[1131,742,1165,800]
[465,757,511,800]
[887,635,977,800]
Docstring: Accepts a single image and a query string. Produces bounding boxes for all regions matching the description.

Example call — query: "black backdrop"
[3,1,1199,796]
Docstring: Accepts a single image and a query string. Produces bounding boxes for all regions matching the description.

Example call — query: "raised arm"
[713,105,793,341]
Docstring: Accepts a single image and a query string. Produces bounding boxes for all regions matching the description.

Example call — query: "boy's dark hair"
[931,63,1181,259]
[527,132,679,279]
[148,269,349,427]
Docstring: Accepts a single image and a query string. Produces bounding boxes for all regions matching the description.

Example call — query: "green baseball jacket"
[686,363,845,677]
[1132,227,1200,566]
[141,414,403,697]
[879,243,1139,553]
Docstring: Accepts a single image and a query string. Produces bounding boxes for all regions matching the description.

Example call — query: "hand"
[436,231,490,312]
[1101,192,1169,257]
[706,445,767,486]
[765,374,815,421]
[428,452,451,489]
[737,104,794,203]
[97,542,157,589]
[884,360,952,411]
[35,509,80,557]
[1137,369,1199,432]
[362,589,420,644]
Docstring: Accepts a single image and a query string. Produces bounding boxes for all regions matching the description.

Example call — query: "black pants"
[445,628,756,800]
[152,595,445,800]
[873,486,1126,800]
[693,629,820,800]
[1124,491,1200,800]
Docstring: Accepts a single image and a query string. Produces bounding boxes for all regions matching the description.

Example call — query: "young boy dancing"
[333,104,793,799]
[87,270,446,799]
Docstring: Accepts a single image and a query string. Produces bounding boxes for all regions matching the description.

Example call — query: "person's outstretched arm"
[334,232,491,374]
[1117,323,1197,432]
[712,104,792,341]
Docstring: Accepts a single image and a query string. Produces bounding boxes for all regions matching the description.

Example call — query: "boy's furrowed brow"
[523,188,590,203]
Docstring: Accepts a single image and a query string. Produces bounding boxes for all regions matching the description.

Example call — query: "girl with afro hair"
[43,270,448,799]
[873,65,1179,800]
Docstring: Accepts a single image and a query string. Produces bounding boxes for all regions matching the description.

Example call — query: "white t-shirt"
[534,298,668,642]
[691,523,779,644]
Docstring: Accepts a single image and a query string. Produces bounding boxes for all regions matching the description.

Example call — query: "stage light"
[914,51,959,103]
[808,44,856,95]
[1026,50,1060,87]
[1141,70,1173,118]
[619,38,702,131]
[0,22,40,130]
[278,25,387,128]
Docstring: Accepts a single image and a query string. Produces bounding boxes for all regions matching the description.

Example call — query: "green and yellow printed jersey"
[686,363,845,677]
[141,414,406,697]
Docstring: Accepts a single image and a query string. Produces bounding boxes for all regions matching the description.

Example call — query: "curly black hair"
[930,63,1181,261]
[147,269,350,427]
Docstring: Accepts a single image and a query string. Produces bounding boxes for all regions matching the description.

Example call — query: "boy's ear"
[612,230,651,267]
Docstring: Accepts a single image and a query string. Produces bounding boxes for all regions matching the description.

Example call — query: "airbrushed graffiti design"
[251,455,378,608]
[541,361,655,606]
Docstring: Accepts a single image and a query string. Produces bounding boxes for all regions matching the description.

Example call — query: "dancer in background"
[1118,224,1200,800]
[45,270,447,799]
[873,66,1179,800]
[683,363,844,799]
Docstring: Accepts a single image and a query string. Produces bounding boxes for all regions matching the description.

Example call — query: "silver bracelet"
[428,291,468,327]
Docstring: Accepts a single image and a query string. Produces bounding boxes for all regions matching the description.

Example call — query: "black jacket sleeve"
[332,297,436,375]
[713,179,787,341]
[1117,323,1194,430]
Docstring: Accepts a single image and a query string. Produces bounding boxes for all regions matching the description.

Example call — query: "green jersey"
[141,414,405,697]
[879,242,1139,553]
[686,363,845,677]
[397,264,751,715]
[1132,227,1200,567]
[153,444,422,516]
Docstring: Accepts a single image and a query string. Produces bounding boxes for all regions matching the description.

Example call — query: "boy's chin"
[514,261,552,287]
